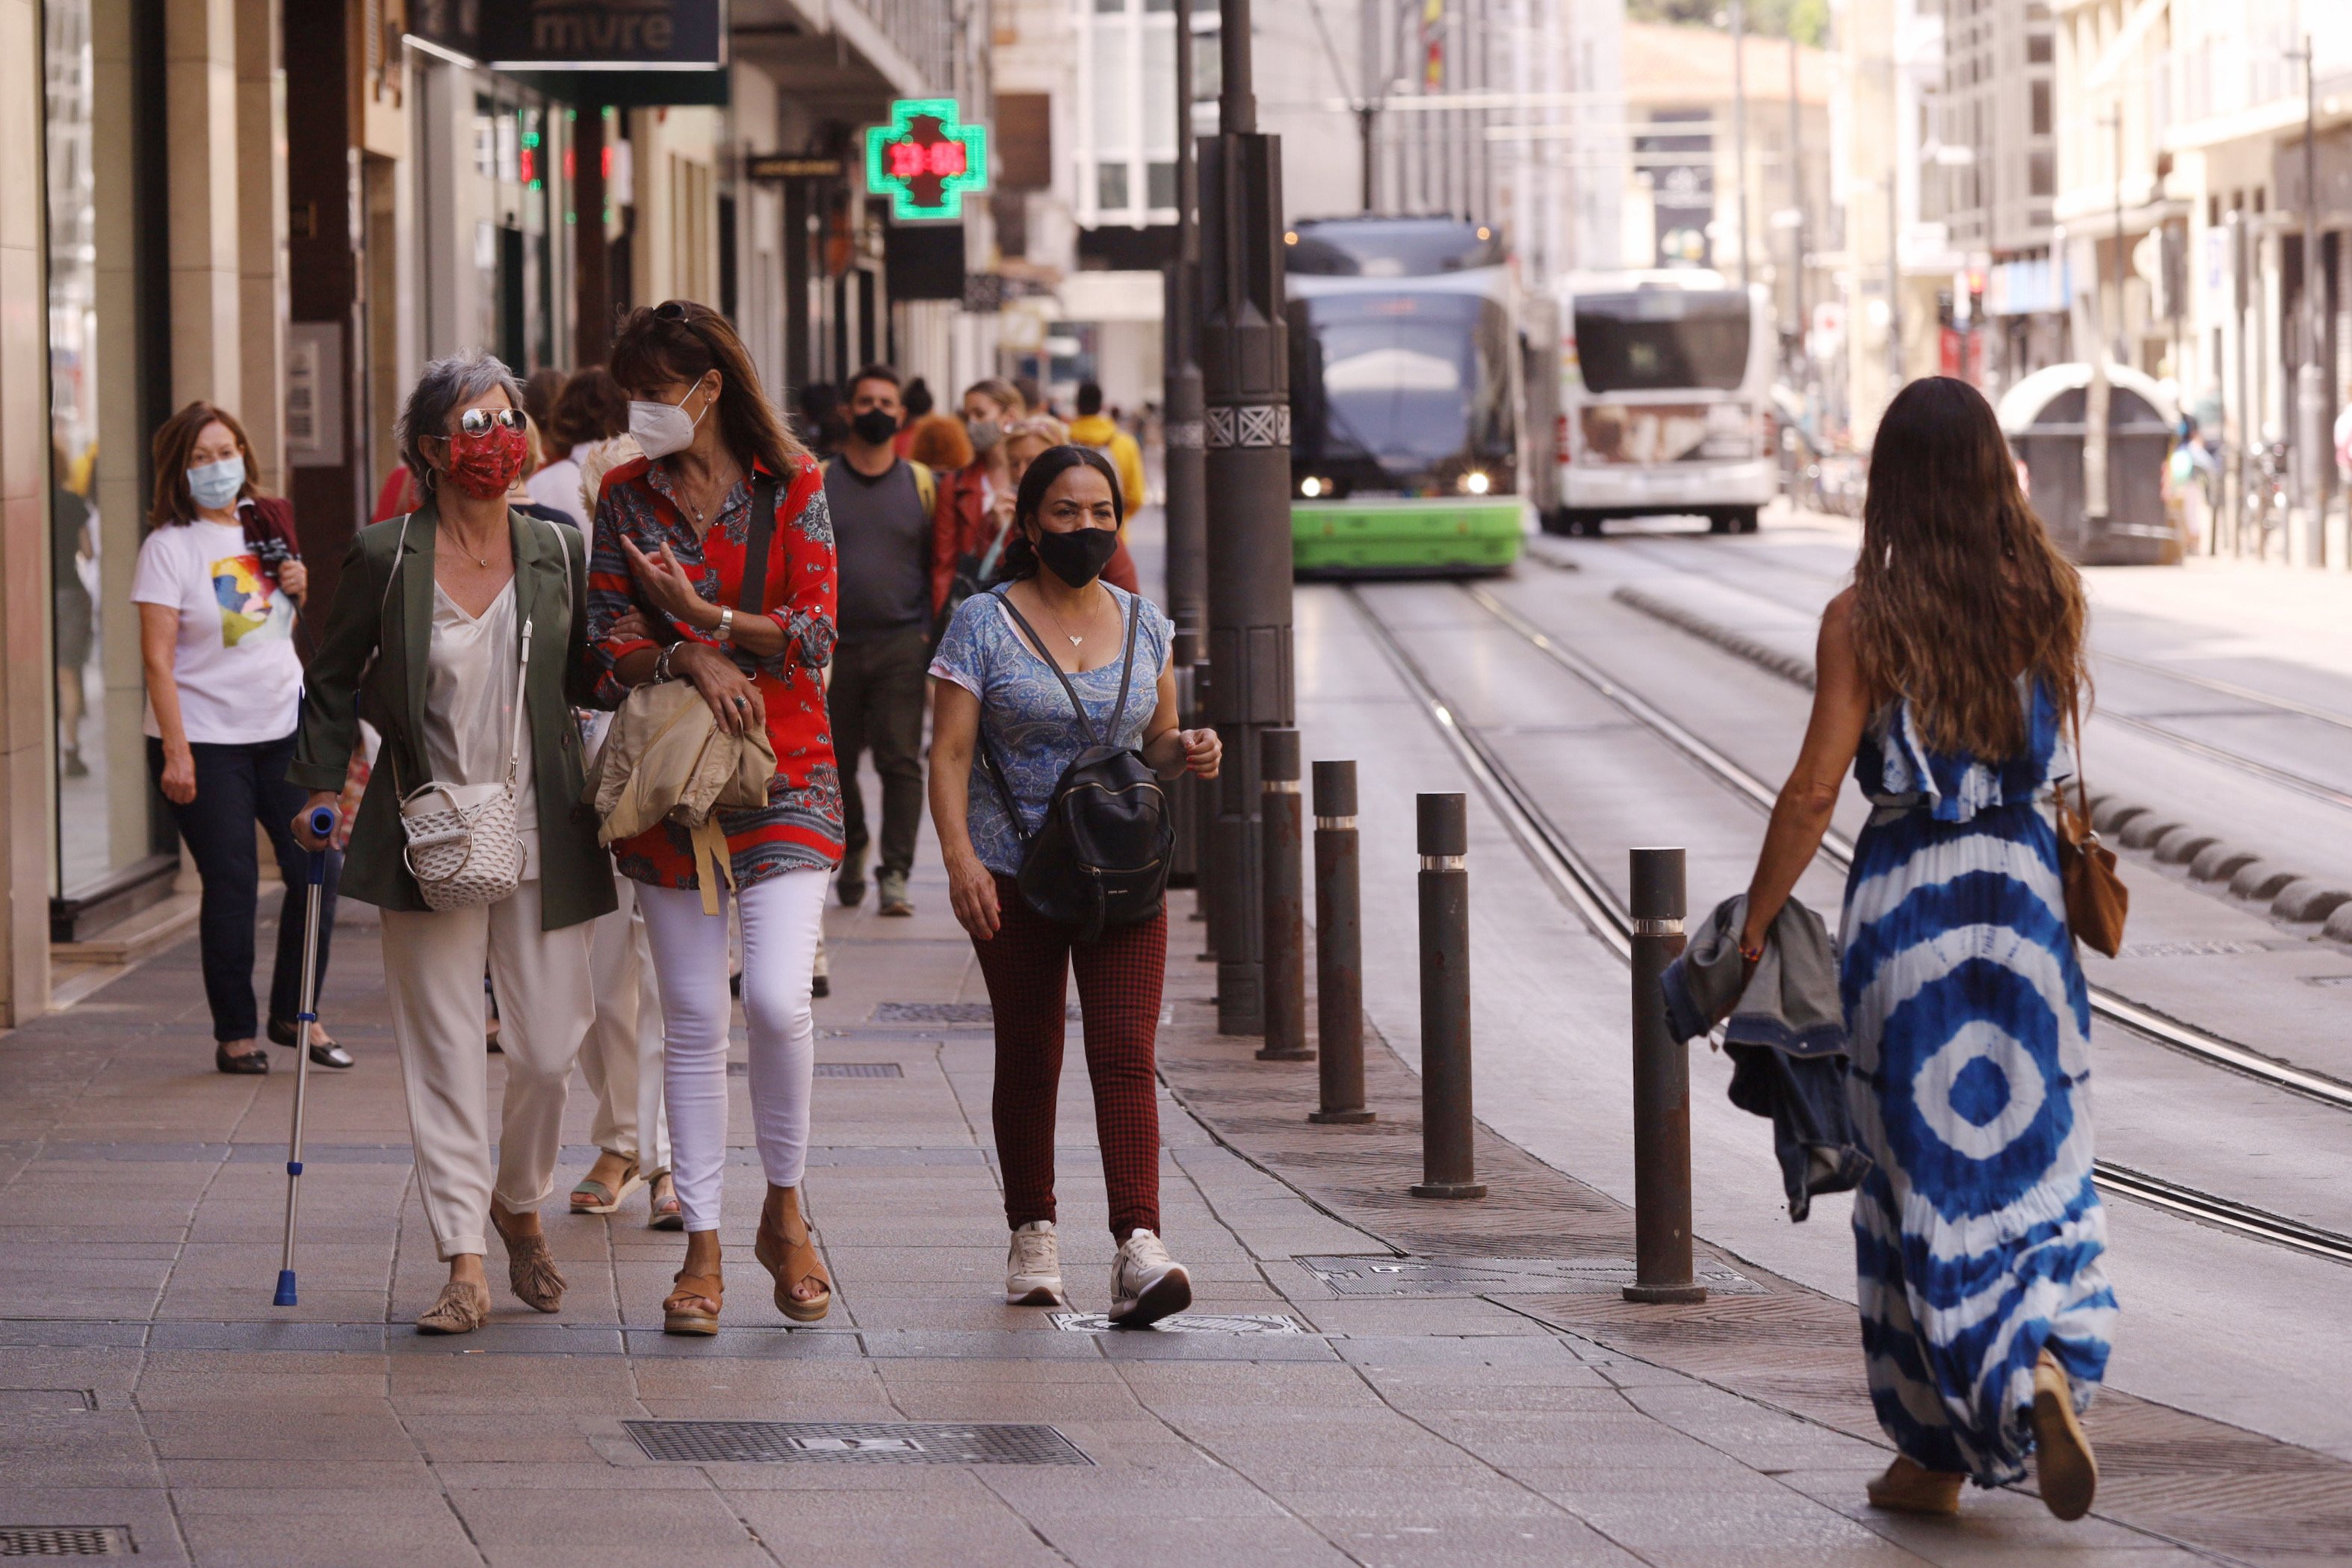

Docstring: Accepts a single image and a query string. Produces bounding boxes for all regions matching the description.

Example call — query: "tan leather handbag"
[2056,698,2128,958]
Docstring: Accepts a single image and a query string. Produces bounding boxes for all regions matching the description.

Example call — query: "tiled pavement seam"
[0,873,2275,1567]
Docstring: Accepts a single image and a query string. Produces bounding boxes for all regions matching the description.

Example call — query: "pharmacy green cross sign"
[864,99,989,221]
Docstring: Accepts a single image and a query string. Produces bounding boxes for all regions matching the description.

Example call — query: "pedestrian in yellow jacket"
[1068,382,1148,516]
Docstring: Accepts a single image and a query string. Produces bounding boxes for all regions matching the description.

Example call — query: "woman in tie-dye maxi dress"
[1730,376,2113,1522]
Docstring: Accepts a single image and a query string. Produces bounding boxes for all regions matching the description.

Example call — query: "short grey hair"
[396,349,529,494]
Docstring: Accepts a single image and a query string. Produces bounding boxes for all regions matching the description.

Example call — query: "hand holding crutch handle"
[273,805,341,1309]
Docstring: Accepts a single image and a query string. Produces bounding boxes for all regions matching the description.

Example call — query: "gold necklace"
[1033,584,1102,651]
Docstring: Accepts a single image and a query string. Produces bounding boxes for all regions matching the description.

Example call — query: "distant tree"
[1627,0,1829,49]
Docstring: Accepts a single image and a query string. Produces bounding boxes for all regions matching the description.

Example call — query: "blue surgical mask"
[188,455,245,512]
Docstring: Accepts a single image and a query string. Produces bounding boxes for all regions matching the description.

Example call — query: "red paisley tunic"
[587,452,844,889]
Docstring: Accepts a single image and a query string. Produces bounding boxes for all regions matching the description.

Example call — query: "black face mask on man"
[1034,524,1121,589]
[851,407,900,447]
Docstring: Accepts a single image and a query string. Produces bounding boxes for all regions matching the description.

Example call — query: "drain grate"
[0,1528,131,1556]
[1051,1312,1305,1334]
[1296,1255,1764,1298]
[624,1419,1090,1466]
[871,1002,1174,1026]
[733,1062,904,1077]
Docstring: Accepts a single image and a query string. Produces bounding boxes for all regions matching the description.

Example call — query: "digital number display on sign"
[864,99,989,221]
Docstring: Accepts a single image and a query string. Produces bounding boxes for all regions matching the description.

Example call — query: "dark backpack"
[979,588,1173,941]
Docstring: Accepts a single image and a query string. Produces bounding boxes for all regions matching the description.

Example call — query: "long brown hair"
[608,301,805,477]
[149,401,261,527]
[1851,376,2087,758]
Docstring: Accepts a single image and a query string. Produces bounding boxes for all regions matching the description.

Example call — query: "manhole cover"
[1050,1313,1305,1334]
[623,1420,1090,1466]
[1296,1255,1763,1297]
[0,1527,131,1556]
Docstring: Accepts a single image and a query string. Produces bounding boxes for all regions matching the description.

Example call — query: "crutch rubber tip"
[273,1270,298,1307]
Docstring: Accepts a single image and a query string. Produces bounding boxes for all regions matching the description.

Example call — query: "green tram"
[1284,217,1538,577]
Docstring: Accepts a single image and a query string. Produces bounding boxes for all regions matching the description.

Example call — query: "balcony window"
[1098,163,1130,209]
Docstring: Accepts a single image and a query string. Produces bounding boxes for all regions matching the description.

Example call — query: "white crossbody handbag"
[383,511,549,912]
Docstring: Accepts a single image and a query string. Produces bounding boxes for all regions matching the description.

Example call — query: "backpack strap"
[989,586,1101,749]
[1104,592,1142,743]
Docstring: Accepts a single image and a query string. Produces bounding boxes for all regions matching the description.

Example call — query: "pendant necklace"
[1036,587,1096,651]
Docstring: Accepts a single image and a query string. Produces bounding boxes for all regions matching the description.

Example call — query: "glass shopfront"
[44,0,177,929]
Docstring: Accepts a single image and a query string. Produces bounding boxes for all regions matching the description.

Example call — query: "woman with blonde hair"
[1731,376,2112,1520]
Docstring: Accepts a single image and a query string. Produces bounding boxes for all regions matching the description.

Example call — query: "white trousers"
[578,880,671,1176]
[637,869,827,1233]
[380,880,595,1260]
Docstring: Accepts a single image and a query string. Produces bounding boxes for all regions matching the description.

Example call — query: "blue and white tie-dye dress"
[1840,678,2117,1487]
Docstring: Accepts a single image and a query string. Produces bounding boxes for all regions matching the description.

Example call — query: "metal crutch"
[274,804,341,1308]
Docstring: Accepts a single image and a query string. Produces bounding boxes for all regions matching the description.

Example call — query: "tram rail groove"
[1343,583,2352,1267]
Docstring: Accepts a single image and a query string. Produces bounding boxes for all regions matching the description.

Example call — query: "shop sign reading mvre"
[482,0,725,70]
[865,99,989,221]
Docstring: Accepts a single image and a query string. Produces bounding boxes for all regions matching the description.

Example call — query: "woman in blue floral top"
[927,445,1222,1327]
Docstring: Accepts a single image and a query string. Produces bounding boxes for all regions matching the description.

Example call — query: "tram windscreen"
[1290,291,1513,477]
[1573,290,1751,394]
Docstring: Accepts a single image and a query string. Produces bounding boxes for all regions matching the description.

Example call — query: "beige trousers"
[380,879,595,1260]
[578,879,670,1176]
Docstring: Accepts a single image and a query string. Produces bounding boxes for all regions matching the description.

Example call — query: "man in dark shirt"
[823,365,947,917]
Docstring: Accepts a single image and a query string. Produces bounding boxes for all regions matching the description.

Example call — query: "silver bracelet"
[717,607,735,645]
[653,643,678,684]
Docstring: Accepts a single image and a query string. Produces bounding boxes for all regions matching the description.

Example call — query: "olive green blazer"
[288,498,618,930]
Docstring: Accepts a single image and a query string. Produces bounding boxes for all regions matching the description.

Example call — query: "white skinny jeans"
[636,869,828,1232]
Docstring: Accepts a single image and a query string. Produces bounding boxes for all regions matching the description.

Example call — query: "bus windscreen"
[1290,292,1513,479]
[1573,291,1750,394]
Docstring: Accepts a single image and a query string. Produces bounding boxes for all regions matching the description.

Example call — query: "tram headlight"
[1459,470,1492,496]
[1299,475,1325,498]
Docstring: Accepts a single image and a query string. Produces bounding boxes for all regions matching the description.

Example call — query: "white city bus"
[1547,270,1777,536]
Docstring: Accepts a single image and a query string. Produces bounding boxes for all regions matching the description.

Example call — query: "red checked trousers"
[971,876,1166,1240]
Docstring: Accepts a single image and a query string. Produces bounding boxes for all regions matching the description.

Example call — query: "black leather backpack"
[979,588,1173,941]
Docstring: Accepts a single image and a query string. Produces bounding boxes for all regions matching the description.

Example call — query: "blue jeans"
[146,731,341,1043]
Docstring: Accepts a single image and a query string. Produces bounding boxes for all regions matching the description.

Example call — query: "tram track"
[1343,580,2352,1267]
[1591,531,2352,805]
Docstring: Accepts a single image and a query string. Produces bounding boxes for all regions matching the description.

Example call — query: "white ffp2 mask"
[628,385,708,460]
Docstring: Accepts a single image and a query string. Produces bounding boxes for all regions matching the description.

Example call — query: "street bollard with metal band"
[1257,729,1313,1061]
[1309,760,1373,1123]
[1625,846,1706,1303]
[1411,793,1485,1198]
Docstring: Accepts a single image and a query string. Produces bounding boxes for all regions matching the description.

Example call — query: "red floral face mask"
[443,424,528,499]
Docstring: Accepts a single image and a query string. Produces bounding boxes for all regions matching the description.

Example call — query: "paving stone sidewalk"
[0,849,2315,1566]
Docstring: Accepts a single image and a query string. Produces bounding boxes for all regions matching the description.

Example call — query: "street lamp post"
[1163,0,1210,899]
[1200,0,1295,1036]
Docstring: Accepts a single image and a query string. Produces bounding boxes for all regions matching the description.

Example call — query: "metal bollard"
[1309,760,1374,1123]
[1411,794,1485,1198]
[1625,846,1706,1303]
[1257,729,1313,1061]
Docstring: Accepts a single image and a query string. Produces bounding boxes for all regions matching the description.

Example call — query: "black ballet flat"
[215,1041,270,1074]
[269,1017,353,1069]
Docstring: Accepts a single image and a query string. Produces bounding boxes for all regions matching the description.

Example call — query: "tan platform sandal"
[1866,1455,1963,1516]
[416,1280,491,1335]
[2031,1348,2098,1520]
[490,1206,566,1313]
[754,1187,832,1324]
[569,1156,644,1215]
[662,1269,723,1336]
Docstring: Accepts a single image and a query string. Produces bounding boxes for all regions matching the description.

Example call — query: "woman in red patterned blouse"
[587,301,843,1334]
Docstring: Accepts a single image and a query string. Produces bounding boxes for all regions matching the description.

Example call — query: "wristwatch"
[716,607,736,645]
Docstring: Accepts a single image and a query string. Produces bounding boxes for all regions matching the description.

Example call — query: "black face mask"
[851,407,900,447]
[1034,524,1120,588]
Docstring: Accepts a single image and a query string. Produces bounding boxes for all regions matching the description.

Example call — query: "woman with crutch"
[290,349,613,1334]
[587,300,842,1333]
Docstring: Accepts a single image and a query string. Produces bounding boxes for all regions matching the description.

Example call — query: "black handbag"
[978,589,1172,941]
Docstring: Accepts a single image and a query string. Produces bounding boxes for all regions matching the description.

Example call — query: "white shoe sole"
[1006,1281,1064,1306]
[1108,1264,1191,1327]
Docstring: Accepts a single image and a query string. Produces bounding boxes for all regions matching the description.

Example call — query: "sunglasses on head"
[454,408,527,436]
[654,300,690,322]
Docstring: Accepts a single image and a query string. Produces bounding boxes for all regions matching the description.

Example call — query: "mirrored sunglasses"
[456,408,527,436]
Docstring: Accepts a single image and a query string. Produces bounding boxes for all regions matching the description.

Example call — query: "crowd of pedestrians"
[139,305,2104,1528]
[149,296,1208,1333]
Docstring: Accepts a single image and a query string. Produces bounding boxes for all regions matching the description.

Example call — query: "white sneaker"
[1006,1221,1063,1304]
[1108,1230,1192,1327]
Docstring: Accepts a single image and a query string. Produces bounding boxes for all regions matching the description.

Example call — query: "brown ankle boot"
[1866,1456,1963,1516]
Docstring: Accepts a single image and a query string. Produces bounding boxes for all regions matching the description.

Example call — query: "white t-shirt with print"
[129,519,303,745]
